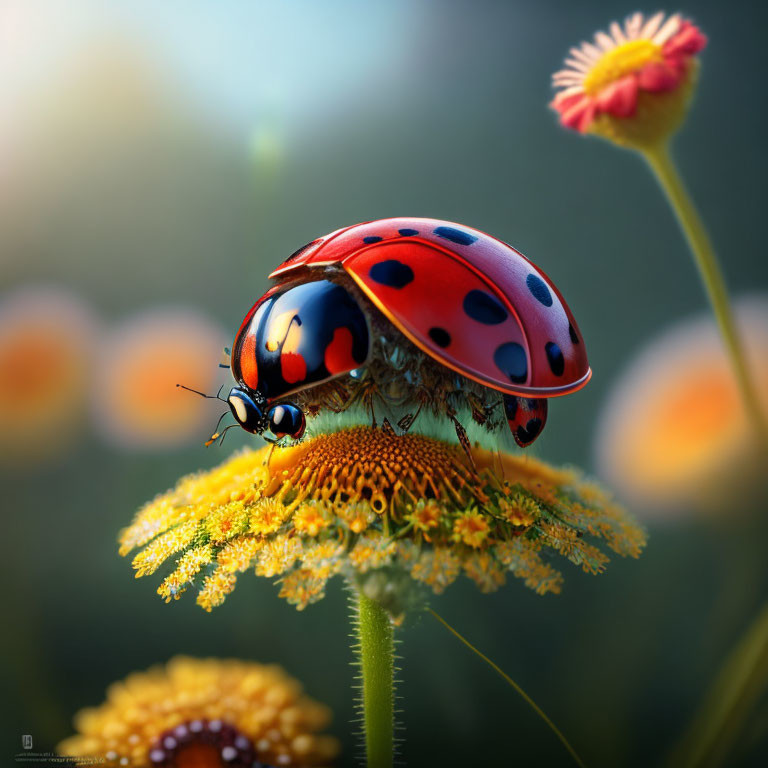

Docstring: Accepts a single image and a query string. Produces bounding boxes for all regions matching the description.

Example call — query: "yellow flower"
[499,493,541,528]
[337,502,376,534]
[120,426,645,611]
[405,500,443,539]
[293,505,332,537]
[463,551,507,594]
[157,545,213,602]
[551,12,707,149]
[57,656,339,767]
[409,546,461,594]
[452,510,491,548]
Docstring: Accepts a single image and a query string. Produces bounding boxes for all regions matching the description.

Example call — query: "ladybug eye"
[227,387,264,434]
[268,404,305,440]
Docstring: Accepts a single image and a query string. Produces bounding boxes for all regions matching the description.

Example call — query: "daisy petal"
[640,11,665,41]
[610,21,627,45]
[663,23,708,58]
[595,31,616,52]
[625,12,644,40]
[595,75,639,118]
[569,46,595,65]
[654,13,682,46]
[564,58,589,73]
[637,61,683,92]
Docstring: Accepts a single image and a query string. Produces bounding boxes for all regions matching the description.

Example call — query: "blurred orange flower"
[92,308,227,449]
[595,296,768,516]
[0,285,97,463]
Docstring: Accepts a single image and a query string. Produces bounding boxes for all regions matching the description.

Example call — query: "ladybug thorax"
[231,278,370,403]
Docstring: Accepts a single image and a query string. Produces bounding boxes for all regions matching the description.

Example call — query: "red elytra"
[269,217,591,398]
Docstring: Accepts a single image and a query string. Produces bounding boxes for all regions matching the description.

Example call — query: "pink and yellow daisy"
[551,12,707,146]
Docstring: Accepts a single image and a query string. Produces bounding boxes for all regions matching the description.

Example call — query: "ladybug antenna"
[203,410,231,447]
[177,383,227,402]
[215,423,242,447]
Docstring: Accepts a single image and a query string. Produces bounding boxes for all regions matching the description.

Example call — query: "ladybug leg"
[466,393,489,427]
[397,401,424,433]
[503,395,548,448]
[263,441,276,468]
[447,409,477,472]
[381,418,396,436]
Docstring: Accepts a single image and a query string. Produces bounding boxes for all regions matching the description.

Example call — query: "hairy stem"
[354,589,395,768]
[642,143,766,439]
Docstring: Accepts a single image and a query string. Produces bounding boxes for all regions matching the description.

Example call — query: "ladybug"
[223,217,590,448]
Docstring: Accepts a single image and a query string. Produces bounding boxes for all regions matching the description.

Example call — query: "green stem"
[642,143,767,439]
[354,589,395,768]
[671,601,768,767]
[430,609,587,768]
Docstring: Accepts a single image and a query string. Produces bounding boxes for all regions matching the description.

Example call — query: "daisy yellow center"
[583,39,662,95]
[266,426,475,513]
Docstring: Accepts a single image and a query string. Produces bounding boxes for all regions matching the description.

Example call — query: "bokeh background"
[2,0,768,765]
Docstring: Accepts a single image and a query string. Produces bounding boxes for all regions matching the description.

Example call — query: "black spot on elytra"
[434,226,477,246]
[428,327,451,348]
[503,394,518,421]
[369,260,414,288]
[398,228,419,236]
[526,274,553,307]
[363,236,382,244]
[494,342,527,383]
[515,418,543,446]
[463,290,508,325]
[545,342,564,376]
[568,323,579,344]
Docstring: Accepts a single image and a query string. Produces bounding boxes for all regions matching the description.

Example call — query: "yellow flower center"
[266,426,476,514]
[583,39,662,95]
[121,426,647,610]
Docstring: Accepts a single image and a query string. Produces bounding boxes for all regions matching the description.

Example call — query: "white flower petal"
[610,21,627,45]
[564,58,589,73]
[625,12,644,40]
[552,71,583,82]
[653,13,682,46]
[554,86,584,99]
[641,11,665,41]
[595,31,616,52]
[582,42,603,60]
[569,46,595,65]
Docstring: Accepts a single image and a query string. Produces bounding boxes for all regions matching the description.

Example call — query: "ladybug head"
[226,386,305,441]
[226,386,268,435]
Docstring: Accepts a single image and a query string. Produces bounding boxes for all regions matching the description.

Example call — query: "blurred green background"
[2,0,767,765]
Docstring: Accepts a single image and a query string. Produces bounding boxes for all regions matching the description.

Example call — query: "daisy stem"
[429,608,587,768]
[354,589,395,768]
[642,143,767,440]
